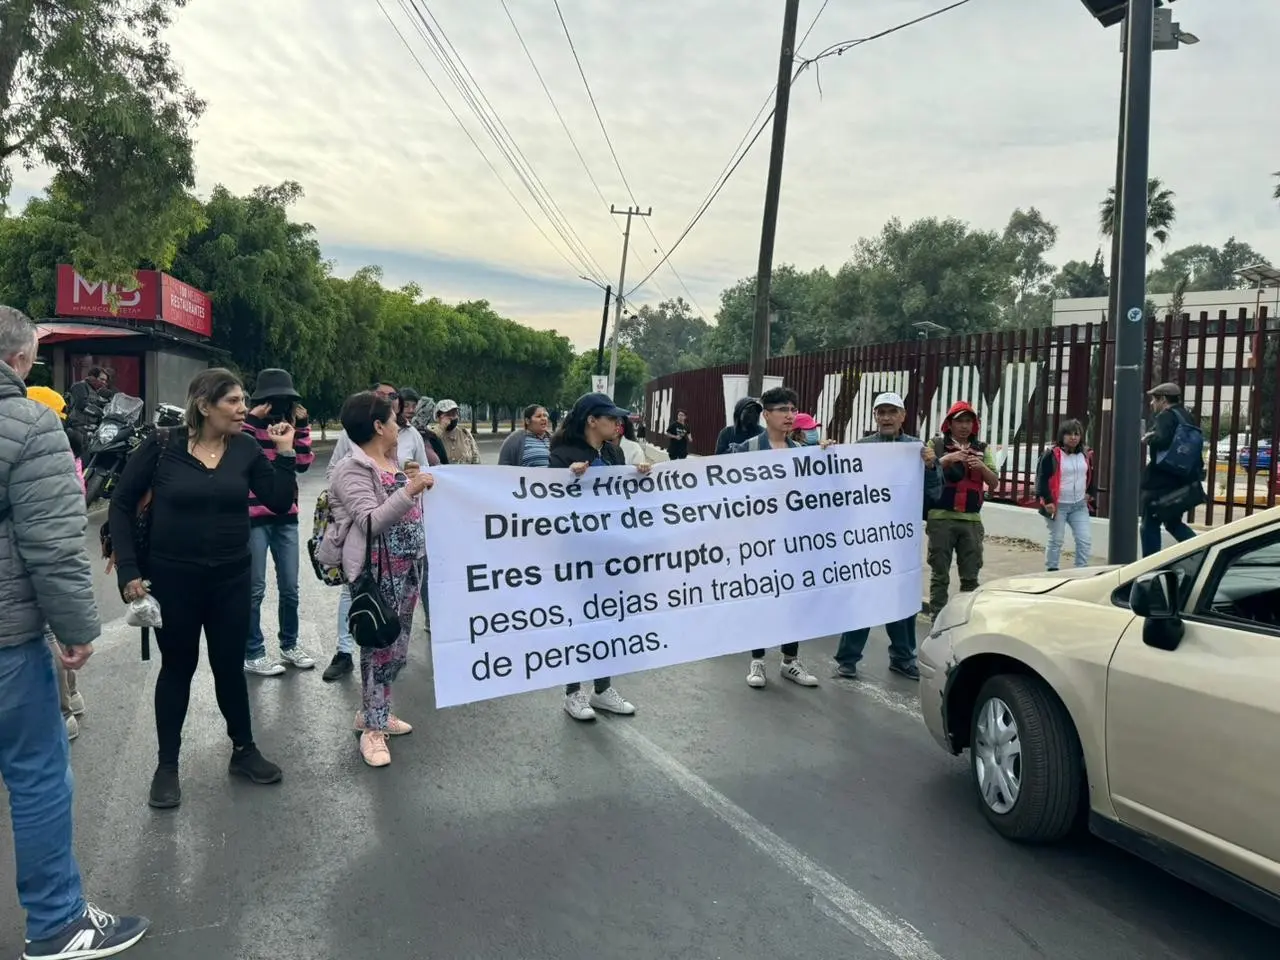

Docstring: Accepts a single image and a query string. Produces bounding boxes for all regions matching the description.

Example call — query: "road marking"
[833,675,921,721]
[606,721,945,960]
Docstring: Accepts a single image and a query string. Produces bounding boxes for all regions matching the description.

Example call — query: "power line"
[626,0,978,297]
[372,0,595,282]
[401,0,611,284]
[498,0,669,304]
[550,0,707,320]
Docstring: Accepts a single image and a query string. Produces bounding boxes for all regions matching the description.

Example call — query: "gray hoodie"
[0,361,99,647]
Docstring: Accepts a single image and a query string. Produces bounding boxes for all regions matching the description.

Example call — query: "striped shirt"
[245,413,314,524]
[521,432,551,468]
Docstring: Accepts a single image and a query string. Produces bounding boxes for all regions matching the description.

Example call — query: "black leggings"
[150,559,254,765]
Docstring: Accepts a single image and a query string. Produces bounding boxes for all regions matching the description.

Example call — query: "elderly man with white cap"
[430,399,481,464]
[833,391,942,681]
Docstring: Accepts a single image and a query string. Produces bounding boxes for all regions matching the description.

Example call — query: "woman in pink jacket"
[318,391,433,767]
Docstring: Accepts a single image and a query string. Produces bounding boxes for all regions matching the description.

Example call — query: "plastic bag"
[126,594,163,628]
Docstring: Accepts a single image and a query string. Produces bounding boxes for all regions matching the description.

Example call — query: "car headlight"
[96,423,119,444]
[930,589,979,636]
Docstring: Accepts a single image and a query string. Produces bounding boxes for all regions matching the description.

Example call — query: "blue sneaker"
[24,903,150,959]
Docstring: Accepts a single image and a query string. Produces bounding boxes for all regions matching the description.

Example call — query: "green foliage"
[1146,239,1270,293]
[617,297,709,378]
[1099,177,1177,254]
[0,0,205,283]
[999,207,1058,329]
[1051,251,1110,300]
[559,348,647,411]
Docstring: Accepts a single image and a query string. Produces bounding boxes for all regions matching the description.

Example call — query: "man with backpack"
[1140,382,1204,557]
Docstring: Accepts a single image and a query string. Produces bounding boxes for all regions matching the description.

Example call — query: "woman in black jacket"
[549,392,651,722]
[110,368,299,810]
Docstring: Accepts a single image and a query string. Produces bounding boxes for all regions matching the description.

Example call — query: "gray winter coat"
[0,361,99,648]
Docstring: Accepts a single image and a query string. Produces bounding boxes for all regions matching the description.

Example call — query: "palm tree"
[1099,177,1176,254]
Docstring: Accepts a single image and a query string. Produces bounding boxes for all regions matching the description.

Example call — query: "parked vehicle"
[83,393,148,507]
[1238,440,1273,471]
[919,505,1280,926]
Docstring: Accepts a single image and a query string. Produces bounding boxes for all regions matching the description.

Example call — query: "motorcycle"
[83,394,148,507]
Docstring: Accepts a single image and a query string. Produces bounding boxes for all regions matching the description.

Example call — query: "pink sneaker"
[359,731,390,767]
[354,712,413,736]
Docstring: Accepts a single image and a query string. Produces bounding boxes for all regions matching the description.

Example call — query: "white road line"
[834,675,921,721]
[606,721,945,960]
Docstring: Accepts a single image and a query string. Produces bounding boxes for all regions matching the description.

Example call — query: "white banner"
[590,375,609,395]
[424,444,924,707]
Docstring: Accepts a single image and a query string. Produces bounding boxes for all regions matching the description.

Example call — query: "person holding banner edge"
[834,392,941,680]
[549,392,652,722]
[729,386,827,690]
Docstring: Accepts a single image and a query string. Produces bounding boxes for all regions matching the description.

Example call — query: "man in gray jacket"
[0,306,149,959]
[834,391,942,681]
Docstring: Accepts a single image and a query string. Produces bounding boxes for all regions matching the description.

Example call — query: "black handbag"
[347,515,402,649]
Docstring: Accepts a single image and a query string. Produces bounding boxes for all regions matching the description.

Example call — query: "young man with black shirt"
[665,410,691,460]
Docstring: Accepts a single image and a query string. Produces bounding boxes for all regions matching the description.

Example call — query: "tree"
[830,216,1011,344]
[701,265,837,364]
[1146,239,1270,293]
[1099,177,1176,254]
[1051,250,1110,299]
[1000,207,1058,328]
[617,297,710,377]
[0,0,205,282]
[559,348,647,410]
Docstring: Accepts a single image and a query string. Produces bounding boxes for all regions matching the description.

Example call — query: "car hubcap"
[974,696,1021,814]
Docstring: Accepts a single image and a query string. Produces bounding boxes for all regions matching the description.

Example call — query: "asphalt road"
[2,437,1275,959]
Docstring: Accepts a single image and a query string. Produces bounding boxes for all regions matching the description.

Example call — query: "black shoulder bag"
[347,515,402,649]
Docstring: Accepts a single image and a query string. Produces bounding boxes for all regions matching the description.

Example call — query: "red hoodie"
[935,401,989,514]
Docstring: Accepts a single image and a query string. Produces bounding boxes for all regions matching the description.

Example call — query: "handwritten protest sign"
[424,444,924,707]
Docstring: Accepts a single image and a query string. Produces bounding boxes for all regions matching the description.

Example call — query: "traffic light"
[1078,0,1171,28]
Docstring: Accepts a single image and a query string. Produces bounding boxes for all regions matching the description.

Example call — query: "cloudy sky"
[16,0,1279,348]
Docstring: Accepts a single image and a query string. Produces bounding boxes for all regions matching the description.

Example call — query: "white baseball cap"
[872,391,906,410]
[435,398,459,414]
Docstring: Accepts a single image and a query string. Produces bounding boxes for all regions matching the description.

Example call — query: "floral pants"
[361,560,420,731]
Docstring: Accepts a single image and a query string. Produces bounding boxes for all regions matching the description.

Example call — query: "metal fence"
[643,308,1280,523]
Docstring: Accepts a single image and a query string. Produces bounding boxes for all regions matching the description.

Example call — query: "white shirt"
[1058,450,1088,504]
[619,436,649,466]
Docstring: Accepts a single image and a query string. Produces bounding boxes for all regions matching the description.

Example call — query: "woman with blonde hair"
[109,368,299,809]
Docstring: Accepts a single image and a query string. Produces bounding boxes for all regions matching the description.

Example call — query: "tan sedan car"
[919,506,1280,925]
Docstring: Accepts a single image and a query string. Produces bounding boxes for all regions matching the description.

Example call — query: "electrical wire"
[551,0,708,319]
[402,0,612,285]
[626,0,978,296]
[372,0,599,283]
[498,0,669,305]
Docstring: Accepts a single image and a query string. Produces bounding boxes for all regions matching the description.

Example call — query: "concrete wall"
[979,502,1212,564]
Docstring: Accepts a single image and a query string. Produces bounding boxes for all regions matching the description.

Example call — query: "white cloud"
[16,0,1280,349]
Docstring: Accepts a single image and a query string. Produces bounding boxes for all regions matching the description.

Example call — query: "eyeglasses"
[764,405,797,414]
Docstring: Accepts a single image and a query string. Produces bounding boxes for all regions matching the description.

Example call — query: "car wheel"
[969,674,1082,843]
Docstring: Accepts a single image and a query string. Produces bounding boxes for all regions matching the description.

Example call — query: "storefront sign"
[159,274,213,337]
[55,265,212,338]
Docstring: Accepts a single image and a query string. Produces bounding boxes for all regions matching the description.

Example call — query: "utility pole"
[747,0,801,399]
[608,204,651,398]
[1108,0,1154,564]
[595,284,612,375]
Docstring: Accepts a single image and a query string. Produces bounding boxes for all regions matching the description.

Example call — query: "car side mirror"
[1131,570,1184,651]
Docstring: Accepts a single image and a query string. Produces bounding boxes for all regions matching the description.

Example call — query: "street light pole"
[1107,0,1155,564]
[747,0,801,399]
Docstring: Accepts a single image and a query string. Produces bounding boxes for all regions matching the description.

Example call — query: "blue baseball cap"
[574,392,630,420]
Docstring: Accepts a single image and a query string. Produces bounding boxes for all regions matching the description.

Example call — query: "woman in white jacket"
[617,416,650,466]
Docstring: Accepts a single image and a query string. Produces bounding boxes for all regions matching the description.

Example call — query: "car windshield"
[103,393,144,421]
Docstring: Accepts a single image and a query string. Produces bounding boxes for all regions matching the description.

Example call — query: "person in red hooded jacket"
[926,401,998,616]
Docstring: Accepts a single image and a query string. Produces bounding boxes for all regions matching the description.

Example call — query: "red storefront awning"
[36,322,142,345]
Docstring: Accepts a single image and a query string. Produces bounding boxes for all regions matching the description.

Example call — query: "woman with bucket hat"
[242,369,316,676]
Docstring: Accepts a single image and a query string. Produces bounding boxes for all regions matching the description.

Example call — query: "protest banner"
[424,443,925,707]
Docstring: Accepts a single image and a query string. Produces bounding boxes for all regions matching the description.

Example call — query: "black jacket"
[547,437,623,469]
[715,397,764,455]
[1143,405,1201,493]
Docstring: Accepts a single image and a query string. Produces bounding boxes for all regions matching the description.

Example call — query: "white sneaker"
[747,659,767,688]
[67,691,86,716]
[780,658,819,687]
[244,657,286,677]
[65,714,79,741]
[279,646,316,669]
[563,690,596,721]
[590,687,636,715]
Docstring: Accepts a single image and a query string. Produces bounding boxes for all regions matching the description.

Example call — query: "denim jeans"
[336,585,354,656]
[1140,515,1196,557]
[836,616,918,670]
[247,522,300,660]
[1044,500,1092,570]
[0,638,86,940]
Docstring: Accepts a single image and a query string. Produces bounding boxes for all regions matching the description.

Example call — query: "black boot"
[148,764,181,809]
[229,745,282,785]
[322,652,353,682]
